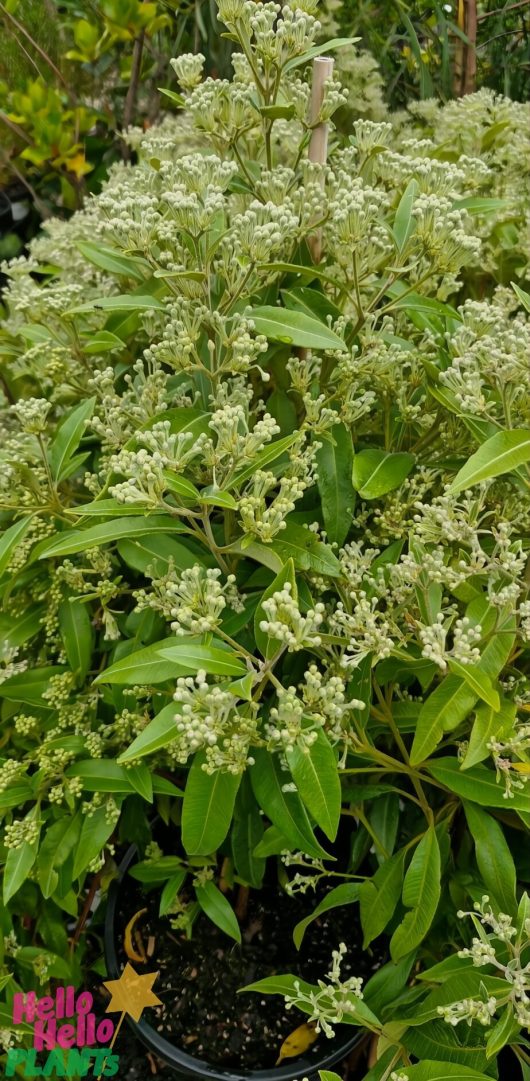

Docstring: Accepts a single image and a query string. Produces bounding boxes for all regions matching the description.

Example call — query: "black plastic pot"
[104,843,365,1081]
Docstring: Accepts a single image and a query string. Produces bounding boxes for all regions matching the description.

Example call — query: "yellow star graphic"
[102,963,162,1023]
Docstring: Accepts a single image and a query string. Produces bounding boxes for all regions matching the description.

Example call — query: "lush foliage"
[1,1,530,1077]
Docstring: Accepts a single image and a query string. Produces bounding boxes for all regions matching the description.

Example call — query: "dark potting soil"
[112,875,383,1073]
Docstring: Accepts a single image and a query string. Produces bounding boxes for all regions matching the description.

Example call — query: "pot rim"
[104,842,365,1081]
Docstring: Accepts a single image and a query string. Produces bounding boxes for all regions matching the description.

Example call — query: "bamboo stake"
[308,55,334,264]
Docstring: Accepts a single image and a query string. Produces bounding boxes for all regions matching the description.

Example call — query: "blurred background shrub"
[0,0,528,261]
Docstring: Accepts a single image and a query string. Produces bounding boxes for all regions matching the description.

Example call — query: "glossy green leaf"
[0,666,66,705]
[72,803,116,878]
[182,753,241,855]
[117,703,177,763]
[447,660,500,711]
[404,1063,494,1081]
[410,675,477,765]
[0,517,32,577]
[352,449,414,500]
[359,848,406,947]
[448,429,530,495]
[463,802,517,917]
[390,827,441,961]
[159,870,187,916]
[49,398,95,483]
[286,730,341,841]
[3,809,41,904]
[229,433,299,488]
[316,423,356,546]
[249,306,344,350]
[272,521,341,577]
[293,883,360,949]
[95,637,245,684]
[250,750,330,860]
[117,534,197,576]
[195,881,241,944]
[59,598,94,682]
[427,757,530,813]
[35,516,186,560]
[393,178,418,252]
[77,242,148,280]
[67,294,165,315]
[463,699,516,770]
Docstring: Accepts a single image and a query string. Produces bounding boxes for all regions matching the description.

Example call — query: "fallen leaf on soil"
[275,1020,318,1064]
[124,907,148,963]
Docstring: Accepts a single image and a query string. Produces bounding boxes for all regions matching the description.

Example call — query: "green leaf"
[512,281,530,314]
[0,666,66,705]
[283,36,359,72]
[410,675,476,765]
[390,827,441,961]
[83,331,126,354]
[49,398,96,483]
[427,758,530,813]
[485,1006,518,1059]
[272,521,341,577]
[195,881,241,944]
[463,802,517,917]
[72,803,116,878]
[286,730,341,841]
[37,814,82,898]
[0,517,32,577]
[359,849,406,947]
[316,424,356,546]
[404,1063,494,1081]
[199,486,238,510]
[65,760,138,793]
[447,660,500,712]
[182,754,241,855]
[159,870,187,916]
[250,750,330,860]
[254,558,297,660]
[232,776,265,888]
[117,703,176,763]
[448,429,530,495]
[249,306,344,350]
[404,1023,491,1077]
[0,604,45,649]
[59,598,94,682]
[293,883,360,949]
[229,433,299,488]
[463,699,516,770]
[393,179,418,252]
[67,294,165,315]
[3,812,41,904]
[352,449,414,500]
[35,516,186,560]
[95,637,246,684]
[76,242,148,280]
[126,764,153,802]
[117,534,197,576]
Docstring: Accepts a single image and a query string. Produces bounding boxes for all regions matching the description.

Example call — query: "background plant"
[0,1,529,1078]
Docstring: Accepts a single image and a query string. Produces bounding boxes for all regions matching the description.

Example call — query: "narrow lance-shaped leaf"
[463,801,517,917]
[316,423,356,546]
[448,429,530,495]
[390,827,441,961]
[249,306,344,350]
[182,752,241,855]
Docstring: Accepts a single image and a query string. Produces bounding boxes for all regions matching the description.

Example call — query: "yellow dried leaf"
[124,907,148,964]
[275,1020,318,1064]
[511,762,530,774]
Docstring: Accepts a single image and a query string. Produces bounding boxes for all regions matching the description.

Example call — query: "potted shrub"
[1,2,530,1078]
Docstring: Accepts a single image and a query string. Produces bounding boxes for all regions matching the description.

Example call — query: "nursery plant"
[0,0,530,1077]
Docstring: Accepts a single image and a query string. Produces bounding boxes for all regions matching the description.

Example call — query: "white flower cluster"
[284,943,364,1038]
[439,896,530,1029]
[173,671,258,774]
[259,583,325,652]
